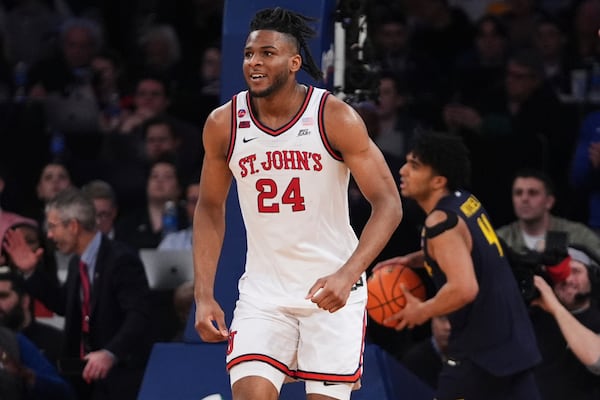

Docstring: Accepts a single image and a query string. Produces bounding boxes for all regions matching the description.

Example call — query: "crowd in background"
[0,0,600,398]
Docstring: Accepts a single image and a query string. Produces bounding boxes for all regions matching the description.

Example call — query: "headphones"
[568,244,600,302]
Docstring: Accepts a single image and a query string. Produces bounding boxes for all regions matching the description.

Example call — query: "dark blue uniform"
[423,190,541,400]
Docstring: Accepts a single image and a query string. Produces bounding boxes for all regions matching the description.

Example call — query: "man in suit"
[2,188,152,400]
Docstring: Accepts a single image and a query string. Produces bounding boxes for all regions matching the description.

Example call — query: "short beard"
[0,304,25,331]
[248,70,288,98]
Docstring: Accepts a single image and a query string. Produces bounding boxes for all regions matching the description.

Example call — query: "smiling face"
[554,259,592,310]
[45,209,78,254]
[243,30,301,98]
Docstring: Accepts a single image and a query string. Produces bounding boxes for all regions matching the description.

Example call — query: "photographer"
[529,247,600,400]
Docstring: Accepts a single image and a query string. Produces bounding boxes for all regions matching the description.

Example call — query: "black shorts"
[435,358,540,400]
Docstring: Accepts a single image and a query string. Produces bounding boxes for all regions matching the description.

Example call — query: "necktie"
[79,260,91,358]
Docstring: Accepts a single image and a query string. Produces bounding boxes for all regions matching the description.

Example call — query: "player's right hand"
[194,297,229,342]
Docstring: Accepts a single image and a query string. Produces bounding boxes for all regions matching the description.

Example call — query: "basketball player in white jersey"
[192,7,402,400]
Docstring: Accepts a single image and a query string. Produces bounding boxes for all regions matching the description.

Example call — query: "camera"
[503,231,569,304]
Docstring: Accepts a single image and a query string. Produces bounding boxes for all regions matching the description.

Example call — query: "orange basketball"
[366,263,427,327]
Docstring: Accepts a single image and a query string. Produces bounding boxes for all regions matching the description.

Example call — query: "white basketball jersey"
[228,86,364,307]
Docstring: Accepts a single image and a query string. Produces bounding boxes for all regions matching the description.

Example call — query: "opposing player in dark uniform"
[378,132,541,399]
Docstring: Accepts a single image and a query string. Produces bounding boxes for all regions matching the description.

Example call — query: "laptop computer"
[139,249,194,290]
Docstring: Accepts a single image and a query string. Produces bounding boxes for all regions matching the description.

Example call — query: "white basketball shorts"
[226,293,366,396]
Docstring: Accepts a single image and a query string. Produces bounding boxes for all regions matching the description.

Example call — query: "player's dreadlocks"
[250,7,323,81]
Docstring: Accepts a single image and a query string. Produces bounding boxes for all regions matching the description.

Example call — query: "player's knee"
[230,361,284,398]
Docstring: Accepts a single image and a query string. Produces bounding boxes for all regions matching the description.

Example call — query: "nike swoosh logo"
[323,382,340,386]
[243,137,257,143]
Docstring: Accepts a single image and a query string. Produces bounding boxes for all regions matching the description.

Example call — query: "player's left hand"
[306,272,354,313]
[385,284,429,330]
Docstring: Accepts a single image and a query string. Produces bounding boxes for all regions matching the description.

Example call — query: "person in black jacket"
[3,188,152,400]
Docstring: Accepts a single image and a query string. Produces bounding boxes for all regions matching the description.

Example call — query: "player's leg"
[298,299,366,400]
[306,393,342,400]
[226,295,299,399]
[305,384,352,400]
[231,364,281,400]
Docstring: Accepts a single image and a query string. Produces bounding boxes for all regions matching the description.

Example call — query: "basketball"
[367,263,427,327]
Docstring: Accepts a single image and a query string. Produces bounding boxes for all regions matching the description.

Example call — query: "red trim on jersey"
[295,368,362,383]
[227,353,362,383]
[246,86,314,136]
[318,92,343,161]
[227,354,294,375]
[226,311,366,384]
[226,95,237,164]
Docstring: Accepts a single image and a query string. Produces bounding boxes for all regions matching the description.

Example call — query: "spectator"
[0,325,75,400]
[141,117,182,165]
[91,49,129,133]
[533,16,574,97]
[401,315,451,390]
[115,158,186,250]
[28,162,74,227]
[367,12,412,74]
[102,74,202,212]
[157,176,198,250]
[374,71,422,159]
[27,17,102,99]
[27,17,104,134]
[81,180,119,240]
[571,110,600,236]
[532,273,600,373]
[4,188,153,400]
[497,168,600,261]
[116,73,173,134]
[452,14,509,108]
[443,49,574,225]
[0,265,63,366]
[135,24,182,80]
[530,247,600,399]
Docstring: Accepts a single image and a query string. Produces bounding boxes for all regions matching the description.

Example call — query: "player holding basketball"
[192,7,402,400]
[379,132,541,399]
